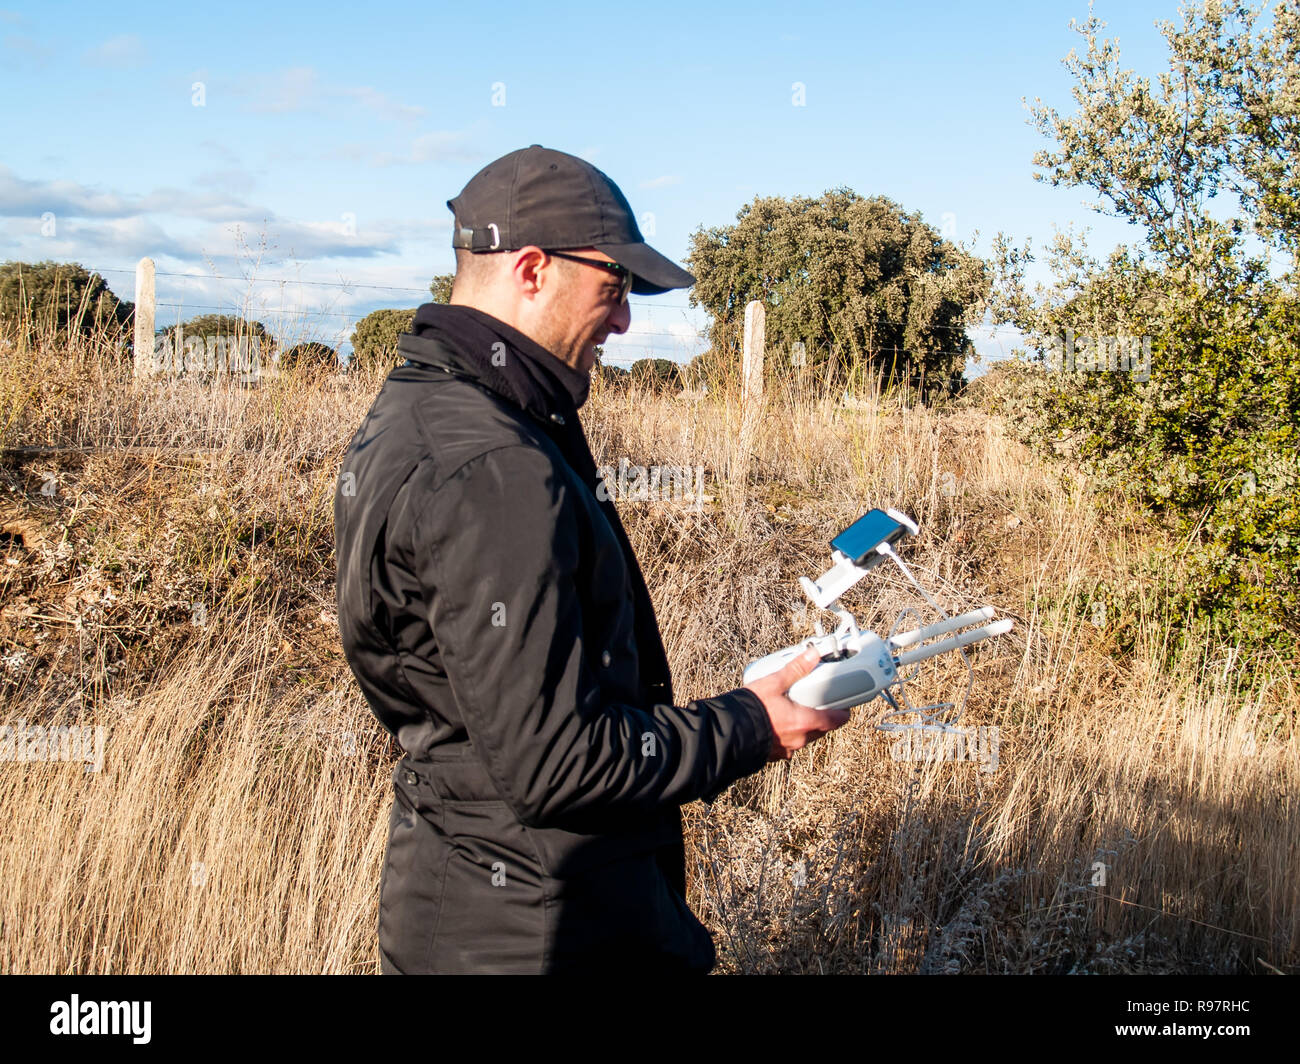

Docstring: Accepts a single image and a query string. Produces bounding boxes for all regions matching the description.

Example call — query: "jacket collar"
[397,303,590,422]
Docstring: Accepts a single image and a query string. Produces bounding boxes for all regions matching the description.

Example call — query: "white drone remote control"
[742,508,1013,712]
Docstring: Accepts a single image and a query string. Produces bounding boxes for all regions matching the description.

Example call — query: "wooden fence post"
[133,257,155,378]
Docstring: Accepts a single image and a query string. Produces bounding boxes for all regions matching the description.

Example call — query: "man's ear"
[511,247,549,300]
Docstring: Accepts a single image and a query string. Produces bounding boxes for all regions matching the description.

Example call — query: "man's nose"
[606,299,631,335]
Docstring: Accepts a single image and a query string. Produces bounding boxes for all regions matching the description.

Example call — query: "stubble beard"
[534,304,594,375]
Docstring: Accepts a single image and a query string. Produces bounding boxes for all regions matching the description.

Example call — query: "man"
[334,145,850,974]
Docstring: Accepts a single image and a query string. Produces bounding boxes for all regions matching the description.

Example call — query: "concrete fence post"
[726,299,766,532]
[133,257,155,378]
[742,299,764,404]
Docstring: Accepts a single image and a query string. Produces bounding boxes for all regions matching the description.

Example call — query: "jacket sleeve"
[408,444,774,828]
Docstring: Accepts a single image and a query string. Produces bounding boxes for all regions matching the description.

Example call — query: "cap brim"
[594,241,695,295]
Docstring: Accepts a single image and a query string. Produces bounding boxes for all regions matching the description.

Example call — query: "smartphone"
[830,508,913,568]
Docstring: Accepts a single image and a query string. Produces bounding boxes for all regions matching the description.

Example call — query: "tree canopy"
[1027,0,1300,273]
[0,260,133,345]
[429,273,454,304]
[349,307,416,372]
[686,190,988,393]
[989,0,1300,649]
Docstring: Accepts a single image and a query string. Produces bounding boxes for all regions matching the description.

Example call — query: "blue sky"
[1,0,1190,368]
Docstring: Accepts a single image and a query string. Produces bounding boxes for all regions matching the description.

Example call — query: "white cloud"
[236,66,427,123]
[6,215,200,262]
[602,317,707,363]
[0,165,413,269]
[0,165,266,224]
[640,175,681,189]
[0,165,132,217]
[245,66,319,114]
[199,138,242,166]
[370,131,478,167]
[141,265,436,349]
[2,32,51,64]
[193,168,259,199]
[141,185,261,221]
[323,143,371,164]
[83,33,146,68]
[340,85,425,123]
[232,217,401,260]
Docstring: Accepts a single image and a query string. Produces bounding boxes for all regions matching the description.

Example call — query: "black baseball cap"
[447,145,695,295]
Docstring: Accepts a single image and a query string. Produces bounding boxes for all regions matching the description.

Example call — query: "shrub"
[0,260,133,347]
[683,348,735,392]
[594,363,631,389]
[629,358,682,394]
[278,342,338,374]
[349,308,416,372]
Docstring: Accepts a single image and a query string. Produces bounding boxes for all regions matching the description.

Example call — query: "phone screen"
[830,509,907,566]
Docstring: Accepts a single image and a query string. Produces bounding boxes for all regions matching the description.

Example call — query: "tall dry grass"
[0,317,1294,973]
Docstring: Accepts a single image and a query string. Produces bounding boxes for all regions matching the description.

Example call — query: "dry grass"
[0,321,1294,974]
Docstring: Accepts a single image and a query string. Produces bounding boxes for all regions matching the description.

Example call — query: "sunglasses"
[543,250,633,305]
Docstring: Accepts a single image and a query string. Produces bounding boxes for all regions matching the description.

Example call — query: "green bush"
[629,358,682,394]
[278,341,338,373]
[349,308,416,372]
[990,253,1299,651]
[683,349,729,391]
[0,260,133,346]
[594,363,630,389]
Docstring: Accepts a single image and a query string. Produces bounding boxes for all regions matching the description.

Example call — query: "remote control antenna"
[889,607,995,650]
[894,619,1014,668]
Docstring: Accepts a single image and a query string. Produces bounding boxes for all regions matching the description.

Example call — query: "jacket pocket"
[378,776,449,974]
[429,800,548,974]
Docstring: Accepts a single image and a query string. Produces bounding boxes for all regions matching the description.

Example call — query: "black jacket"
[333,304,774,973]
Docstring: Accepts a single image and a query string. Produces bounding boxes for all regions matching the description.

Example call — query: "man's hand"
[744,645,852,761]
